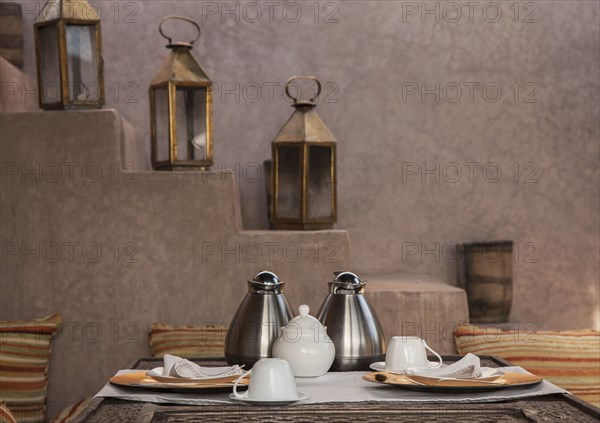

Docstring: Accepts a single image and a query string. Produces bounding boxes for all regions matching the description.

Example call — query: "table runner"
[95,366,566,405]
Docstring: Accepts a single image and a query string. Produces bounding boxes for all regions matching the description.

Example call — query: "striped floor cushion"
[0,314,62,423]
[0,402,18,423]
[49,398,92,423]
[149,322,227,358]
[455,325,600,407]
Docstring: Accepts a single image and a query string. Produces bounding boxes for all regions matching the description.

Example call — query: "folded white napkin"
[162,354,243,379]
[404,353,494,379]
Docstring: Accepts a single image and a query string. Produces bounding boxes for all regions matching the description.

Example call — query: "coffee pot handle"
[232,370,252,398]
[422,341,443,368]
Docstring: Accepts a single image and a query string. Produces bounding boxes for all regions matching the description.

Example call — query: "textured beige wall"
[8,1,600,331]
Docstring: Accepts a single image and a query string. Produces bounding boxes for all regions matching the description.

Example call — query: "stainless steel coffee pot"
[225,270,293,368]
[317,271,386,371]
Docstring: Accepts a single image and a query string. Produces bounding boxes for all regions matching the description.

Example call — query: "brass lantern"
[34,0,104,109]
[271,76,337,230]
[150,16,213,170]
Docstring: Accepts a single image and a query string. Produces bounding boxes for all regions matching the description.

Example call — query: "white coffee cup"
[385,336,443,371]
[232,358,298,400]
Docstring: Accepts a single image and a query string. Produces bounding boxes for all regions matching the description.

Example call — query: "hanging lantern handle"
[159,16,201,46]
[285,76,322,104]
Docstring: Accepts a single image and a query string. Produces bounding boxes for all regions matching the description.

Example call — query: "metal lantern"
[34,0,104,109]
[150,16,213,171]
[271,76,337,230]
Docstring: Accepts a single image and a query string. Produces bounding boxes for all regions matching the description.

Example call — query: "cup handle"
[232,369,251,398]
[423,341,443,368]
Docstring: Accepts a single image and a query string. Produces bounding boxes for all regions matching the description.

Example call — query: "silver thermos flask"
[317,271,386,371]
[225,270,293,368]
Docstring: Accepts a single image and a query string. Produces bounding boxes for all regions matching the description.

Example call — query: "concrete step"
[364,273,469,355]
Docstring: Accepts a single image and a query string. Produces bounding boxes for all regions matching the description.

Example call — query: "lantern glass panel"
[175,86,207,161]
[37,25,61,104]
[66,24,99,102]
[276,146,302,219]
[307,145,333,220]
[153,87,170,162]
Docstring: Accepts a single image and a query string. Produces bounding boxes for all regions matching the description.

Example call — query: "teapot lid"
[248,270,285,294]
[328,271,366,294]
[282,304,324,333]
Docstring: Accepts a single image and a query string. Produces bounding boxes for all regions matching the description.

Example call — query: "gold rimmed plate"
[363,371,543,393]
[110,371,249,394]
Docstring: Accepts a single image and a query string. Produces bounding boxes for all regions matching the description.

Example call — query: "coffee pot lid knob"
[334,271,361,284]
[252,270,280,284]
[330,271,366,294]
[248,270,285,294]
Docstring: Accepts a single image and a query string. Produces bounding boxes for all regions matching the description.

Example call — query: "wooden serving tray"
[363,371,543,393]
[110,371,249,393]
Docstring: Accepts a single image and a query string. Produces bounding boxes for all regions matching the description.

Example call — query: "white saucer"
[228,391,310,406]
[369,361,447,373]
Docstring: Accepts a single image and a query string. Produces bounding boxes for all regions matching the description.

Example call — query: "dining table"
[71,355,600,422]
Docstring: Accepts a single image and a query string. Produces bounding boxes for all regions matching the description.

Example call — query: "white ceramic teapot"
[272,304,335,377]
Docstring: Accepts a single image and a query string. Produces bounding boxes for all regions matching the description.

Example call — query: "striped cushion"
[149,322,227,358]
[0,402,18,423]
[49,398,91,423]
[0,314,62,423]
[455,325,600,407]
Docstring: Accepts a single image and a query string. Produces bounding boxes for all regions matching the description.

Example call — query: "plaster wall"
[7,0,600,329]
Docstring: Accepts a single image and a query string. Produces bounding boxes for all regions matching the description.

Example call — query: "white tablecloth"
[95,366,567,405]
